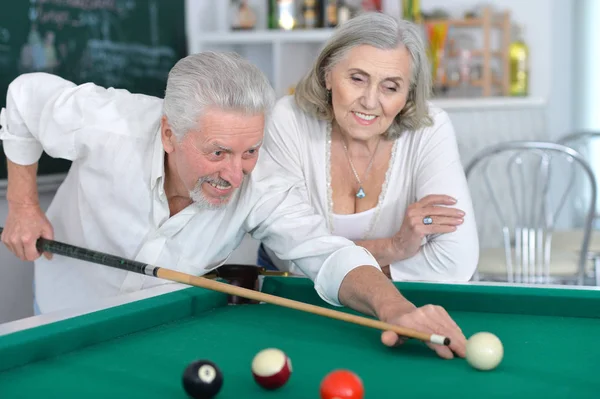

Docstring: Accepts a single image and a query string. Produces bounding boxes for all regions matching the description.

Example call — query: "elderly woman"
[258,12,479,282]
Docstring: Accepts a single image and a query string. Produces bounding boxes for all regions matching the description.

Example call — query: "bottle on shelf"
[230,0,256,30]
[509,24,529,96]
[302,0,318,29]
[402,0,422,23]
[268,0,298,30]
[321,0,338,28]
[337,3,352,25]
[268,0,277,29]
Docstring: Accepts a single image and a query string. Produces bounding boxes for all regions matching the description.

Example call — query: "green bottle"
[509,25,529,96]
[268,0,278,29]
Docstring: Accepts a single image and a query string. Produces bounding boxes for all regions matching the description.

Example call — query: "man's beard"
[189,176,235,210]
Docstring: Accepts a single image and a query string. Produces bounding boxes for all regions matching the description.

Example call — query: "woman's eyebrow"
[348,68,404,83]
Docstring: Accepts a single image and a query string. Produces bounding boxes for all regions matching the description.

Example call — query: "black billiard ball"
[182,360,223,398]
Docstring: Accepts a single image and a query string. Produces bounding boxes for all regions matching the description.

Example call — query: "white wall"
[573,0,600,131]
[547,0,574,140]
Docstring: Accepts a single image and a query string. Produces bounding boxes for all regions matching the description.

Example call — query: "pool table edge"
[0,286,226,372]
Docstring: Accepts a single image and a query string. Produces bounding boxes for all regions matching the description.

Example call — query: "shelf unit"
[423,7,511,97]
[195,28,336,44]
[187,1,334,97]
[190,27,335,97]
[187,1,511,98]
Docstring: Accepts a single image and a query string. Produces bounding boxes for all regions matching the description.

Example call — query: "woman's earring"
[327,89,332,103]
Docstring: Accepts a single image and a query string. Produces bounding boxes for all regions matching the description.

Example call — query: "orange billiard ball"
[320,369,364,399]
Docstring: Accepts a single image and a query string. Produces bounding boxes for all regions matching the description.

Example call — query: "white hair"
[163,51,276,139]
[295,12,433,138]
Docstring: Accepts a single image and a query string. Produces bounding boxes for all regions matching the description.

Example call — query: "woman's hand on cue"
[380,304,467,359]
[1,202,54,261]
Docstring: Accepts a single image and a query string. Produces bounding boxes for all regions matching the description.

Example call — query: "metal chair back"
[465,141,597,284]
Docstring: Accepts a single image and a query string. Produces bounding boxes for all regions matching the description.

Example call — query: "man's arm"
[338,265,467,359]
[337,264,414,318]
[0,73,76,261]
[6,159,39,207]
[1,159,55,261]
[1,72,162,165]
[0,73,81,261]
[0,72,151,261]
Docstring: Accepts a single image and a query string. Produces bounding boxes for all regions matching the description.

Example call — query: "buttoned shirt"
[0,73,379,314]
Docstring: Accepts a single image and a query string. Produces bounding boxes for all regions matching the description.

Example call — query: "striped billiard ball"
[251,348,292,389]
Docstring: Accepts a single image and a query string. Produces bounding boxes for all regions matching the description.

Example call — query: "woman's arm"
[359,112,479,282]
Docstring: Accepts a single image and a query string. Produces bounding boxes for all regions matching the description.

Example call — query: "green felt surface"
[1,278,599,398]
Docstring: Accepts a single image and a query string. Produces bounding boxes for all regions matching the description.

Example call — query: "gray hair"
[163,51,276,139]
[295,12,433,139]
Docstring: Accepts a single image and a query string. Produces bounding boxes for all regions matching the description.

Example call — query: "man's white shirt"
[0,73,379,314]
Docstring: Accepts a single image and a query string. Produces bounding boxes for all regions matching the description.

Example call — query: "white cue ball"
[465,332,503,371]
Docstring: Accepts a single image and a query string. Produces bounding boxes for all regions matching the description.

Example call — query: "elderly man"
[0,52,466,359]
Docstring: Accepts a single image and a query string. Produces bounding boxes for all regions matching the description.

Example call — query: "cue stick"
[0,228,450,346]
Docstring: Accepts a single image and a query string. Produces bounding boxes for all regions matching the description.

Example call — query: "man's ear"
[160,115,176,153]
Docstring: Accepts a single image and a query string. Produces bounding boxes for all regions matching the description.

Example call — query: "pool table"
[0,277,599,398]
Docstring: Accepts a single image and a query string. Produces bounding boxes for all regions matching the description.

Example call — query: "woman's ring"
[423,216,433,225]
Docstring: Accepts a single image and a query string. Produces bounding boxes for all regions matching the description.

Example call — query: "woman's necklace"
[340,136,381,199]
[325,122,398,240]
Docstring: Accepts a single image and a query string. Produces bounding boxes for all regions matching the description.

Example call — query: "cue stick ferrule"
[430,334,450,346]
[143,264,159,277]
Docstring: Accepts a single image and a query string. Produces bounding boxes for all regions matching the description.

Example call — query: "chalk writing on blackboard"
[0,26,10,70]
[80,40,175,88]
[18,0,171,78]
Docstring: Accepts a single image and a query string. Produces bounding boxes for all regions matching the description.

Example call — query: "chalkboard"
[0,0,187,178]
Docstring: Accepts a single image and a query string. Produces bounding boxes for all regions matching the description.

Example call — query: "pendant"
[356,187,366,199]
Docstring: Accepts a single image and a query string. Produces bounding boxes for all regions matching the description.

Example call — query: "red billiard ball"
[251,348,292,389]
[320,369,364,399]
